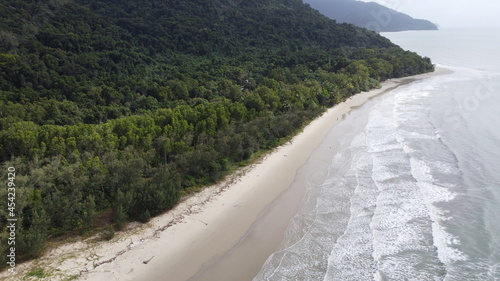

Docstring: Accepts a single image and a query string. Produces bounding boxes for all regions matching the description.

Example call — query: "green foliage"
[102,225,115,241]
[0,0,434,267]
[18,208,49,258]
[26,268,45,278]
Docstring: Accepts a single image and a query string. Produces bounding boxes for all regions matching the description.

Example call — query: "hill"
[304,0,438,32]
[0,0,433,264]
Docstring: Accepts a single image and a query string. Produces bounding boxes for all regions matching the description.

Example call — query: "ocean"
[254,28,500,280]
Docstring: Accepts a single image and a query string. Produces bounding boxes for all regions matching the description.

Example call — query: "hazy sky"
[357,0,500,27]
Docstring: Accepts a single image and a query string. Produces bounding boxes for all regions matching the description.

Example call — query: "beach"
[0,68,450,281]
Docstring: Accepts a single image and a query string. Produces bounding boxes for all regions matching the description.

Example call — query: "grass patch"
[64,275,79,281]
[26,268,45,278]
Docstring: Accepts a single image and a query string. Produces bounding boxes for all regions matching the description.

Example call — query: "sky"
[357,0,500,28]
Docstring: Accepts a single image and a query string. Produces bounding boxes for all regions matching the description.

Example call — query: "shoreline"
[0,67,451,281]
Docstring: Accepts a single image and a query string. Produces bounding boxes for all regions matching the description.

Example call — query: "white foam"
[391,86,468,269]
[364,93,451,279]
[408,158,468,266]
[410,159,457,203]
[256,138,368,280]
[323,148,378,280]
[432,222,467,264]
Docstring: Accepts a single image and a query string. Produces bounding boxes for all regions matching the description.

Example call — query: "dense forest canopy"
[0,0,433,264]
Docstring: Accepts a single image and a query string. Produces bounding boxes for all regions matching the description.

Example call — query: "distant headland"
[304,0,439,32]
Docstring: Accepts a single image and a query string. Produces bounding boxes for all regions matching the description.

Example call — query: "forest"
[0,0,434,264]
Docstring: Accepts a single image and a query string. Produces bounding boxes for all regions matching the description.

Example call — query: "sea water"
[254,28,500,280]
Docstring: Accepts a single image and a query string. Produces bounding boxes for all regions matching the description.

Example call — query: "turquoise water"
[255,28,500,280]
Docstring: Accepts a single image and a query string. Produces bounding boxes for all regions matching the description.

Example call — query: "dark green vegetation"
[304,0,438,32]
[0,0,433,264]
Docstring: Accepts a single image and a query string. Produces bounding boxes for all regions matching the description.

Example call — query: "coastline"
[0,67,451,281]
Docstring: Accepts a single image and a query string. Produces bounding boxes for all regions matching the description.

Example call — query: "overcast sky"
[357,0,500,27]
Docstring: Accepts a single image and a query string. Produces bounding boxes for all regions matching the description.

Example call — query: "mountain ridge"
[304,0,438,32]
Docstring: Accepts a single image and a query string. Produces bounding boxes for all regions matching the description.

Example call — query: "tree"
[167,80,189,100]
[19,208,49,258]
[0,121,38,160]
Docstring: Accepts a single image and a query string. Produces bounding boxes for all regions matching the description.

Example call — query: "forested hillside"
[0,0,433,264]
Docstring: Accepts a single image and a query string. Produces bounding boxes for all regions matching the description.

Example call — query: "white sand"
[0,68,451,281]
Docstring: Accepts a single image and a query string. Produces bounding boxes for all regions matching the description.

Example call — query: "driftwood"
[197,219,208,225]
[143,256,155,264]
[93,249,127,268]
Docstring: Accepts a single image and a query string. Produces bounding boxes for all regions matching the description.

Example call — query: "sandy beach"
[0,67,451,281]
